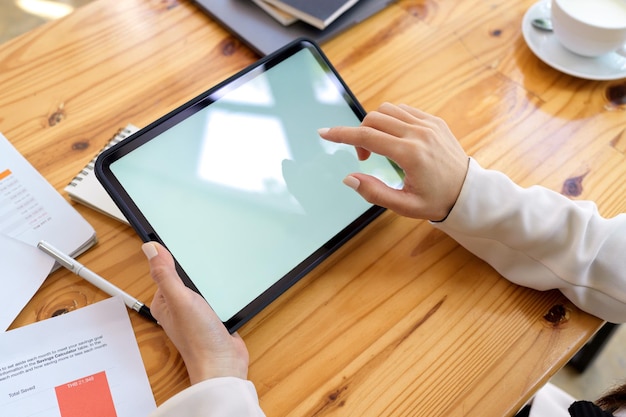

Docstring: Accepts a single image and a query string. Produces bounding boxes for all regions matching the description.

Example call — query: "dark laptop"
[193,0,396,55]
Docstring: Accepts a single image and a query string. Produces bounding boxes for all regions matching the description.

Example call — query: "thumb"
[142,242,186,297]
[343,174,414,217]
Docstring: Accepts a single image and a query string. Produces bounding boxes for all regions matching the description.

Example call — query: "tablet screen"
[97,40,403,331]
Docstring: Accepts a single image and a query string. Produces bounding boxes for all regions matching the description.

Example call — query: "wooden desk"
[2,0,623,415]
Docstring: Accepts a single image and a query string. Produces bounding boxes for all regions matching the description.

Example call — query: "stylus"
[37,240,158,324]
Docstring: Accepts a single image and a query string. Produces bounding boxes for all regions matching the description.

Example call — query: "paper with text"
[0,133,96,330]
[0,297,157,417]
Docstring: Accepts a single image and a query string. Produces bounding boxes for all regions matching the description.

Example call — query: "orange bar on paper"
[0,169,11,180]
[55,371,117,417]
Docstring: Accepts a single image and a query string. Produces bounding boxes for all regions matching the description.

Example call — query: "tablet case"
[95,39,402,332]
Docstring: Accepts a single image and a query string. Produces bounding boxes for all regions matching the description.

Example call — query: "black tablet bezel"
[96,38,395,332]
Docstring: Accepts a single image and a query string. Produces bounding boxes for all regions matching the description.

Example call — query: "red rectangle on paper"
[55,371,117,417]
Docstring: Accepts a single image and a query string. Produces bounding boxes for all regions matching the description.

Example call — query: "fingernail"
[142,242,158,260]
[317,127,330,135]
[343,175,360,190]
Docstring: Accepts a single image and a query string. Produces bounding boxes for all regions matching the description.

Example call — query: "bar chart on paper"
[55,371,117,417]
[0,298,156,417]
[3,370,118,417]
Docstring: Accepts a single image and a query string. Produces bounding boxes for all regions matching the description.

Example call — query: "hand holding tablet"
[96,39,403,331]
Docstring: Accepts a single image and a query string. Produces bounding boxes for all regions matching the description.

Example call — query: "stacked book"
[252,0,360,30]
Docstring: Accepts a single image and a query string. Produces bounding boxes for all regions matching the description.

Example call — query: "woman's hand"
[143,242,249,384]
[318,103,469,221]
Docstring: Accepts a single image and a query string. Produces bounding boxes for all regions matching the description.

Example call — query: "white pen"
[37,240,157,324]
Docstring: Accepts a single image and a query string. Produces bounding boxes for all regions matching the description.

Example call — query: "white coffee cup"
[551,0,626,57]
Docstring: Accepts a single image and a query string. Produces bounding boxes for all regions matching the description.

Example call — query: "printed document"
[0,133,96,330]
[0,297,156,417]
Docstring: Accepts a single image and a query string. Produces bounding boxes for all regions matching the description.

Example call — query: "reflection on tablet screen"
[107,44,402,327]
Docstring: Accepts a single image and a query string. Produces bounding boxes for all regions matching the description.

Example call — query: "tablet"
[96,39,403,332]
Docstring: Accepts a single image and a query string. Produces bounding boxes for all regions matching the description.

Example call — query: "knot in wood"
[543,304,569,326]
[605,82,626,110]
[327,386,348,406]
[51,308,70,317]
[48,108,66,126]
[561,172,588,197]
[72,141,90,151]
[406,4,428,18]
[221,39,239,56]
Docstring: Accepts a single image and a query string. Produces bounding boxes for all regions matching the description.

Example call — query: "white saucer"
[522,0,626,80]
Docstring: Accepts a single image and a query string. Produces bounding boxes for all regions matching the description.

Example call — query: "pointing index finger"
[318,125,405,163]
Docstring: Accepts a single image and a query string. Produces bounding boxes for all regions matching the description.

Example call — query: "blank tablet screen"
[97,40,403,331]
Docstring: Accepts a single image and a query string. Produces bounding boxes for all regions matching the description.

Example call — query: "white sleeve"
[149,377,266,417]
[528,383,575,417]
[433,158,626,323]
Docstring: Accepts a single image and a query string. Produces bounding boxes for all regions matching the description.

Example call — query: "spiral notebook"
[65,125,139,224]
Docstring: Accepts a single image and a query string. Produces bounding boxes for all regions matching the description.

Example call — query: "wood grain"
[2,0,622,415]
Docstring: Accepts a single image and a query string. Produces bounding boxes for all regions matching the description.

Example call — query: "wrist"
[430,157,470,223]
[184,354,249,385]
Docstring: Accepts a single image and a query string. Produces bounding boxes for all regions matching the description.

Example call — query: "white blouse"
[149,377,265,417]
[149,158,626,417]
[433,158,626,324]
